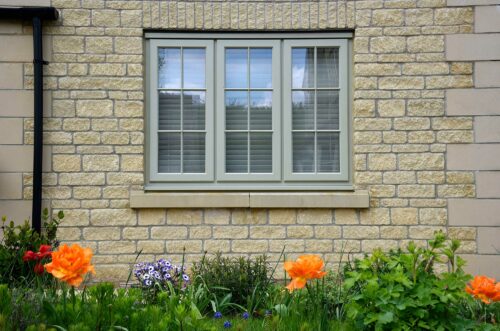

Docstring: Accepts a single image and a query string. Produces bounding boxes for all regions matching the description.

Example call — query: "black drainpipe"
[0,6,58,233]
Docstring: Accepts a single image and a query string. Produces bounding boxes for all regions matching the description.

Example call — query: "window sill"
[130,190,369,209]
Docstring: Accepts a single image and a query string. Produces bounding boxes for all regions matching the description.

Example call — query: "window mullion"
[247,47,251,174]
[180,47,184,174]
[313,46,317,174]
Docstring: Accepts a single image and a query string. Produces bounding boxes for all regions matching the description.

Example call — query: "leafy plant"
[0,209,63,286]
[344,232,475,330]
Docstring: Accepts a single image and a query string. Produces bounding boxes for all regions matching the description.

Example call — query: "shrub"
[0,209,63,286]
[344,232,474,330]
[191,253,272,314]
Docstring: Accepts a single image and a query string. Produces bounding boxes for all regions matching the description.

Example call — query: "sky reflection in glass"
[292,48,314,89]
[158,48,181,89]
[184,48,206,89]
[225,48,247,88]
[158,48,205,89]
[250,48,272,88]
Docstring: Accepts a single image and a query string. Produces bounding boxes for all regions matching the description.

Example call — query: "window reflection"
[292,48,314,89]
[225,48,248,88]
[250,48,272,88]
[184,48,206,89]
[158,48,181,89]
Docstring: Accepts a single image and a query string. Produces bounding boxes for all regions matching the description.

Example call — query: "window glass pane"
[183,132,205,173]
[292,48,314,89]
[225,91,248,130]
[292,91,314,130]
[225,48,248,88]
[250,133,272,173]
[183,91,205,130]
[183,48,206,89]
[250,48,272,88]
[317,90,339,130]
[158,48,181,89]
[159,91,181,130]
[226,132,248,173]
[250,91,272,130]
[317,48,339,88]
[317,132,340,173]
[158,132,181,173]
[293,132,315,173]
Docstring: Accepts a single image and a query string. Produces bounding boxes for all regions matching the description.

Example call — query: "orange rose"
[44,244,95,287]
[466,275,500,304]
[284,255,327,292]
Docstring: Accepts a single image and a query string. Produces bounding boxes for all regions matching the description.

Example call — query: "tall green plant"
[191,253,272,314]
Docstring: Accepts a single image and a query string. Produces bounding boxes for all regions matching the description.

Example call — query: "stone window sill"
[130,190,370,209]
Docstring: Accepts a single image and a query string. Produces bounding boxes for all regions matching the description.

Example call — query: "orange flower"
[284,255,327,292]
[44,244,95,287]
[466,275,500,304]
[493,283,500,302]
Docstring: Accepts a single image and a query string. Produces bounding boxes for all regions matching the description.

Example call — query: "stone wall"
[445,0,500,276]
[0,0,53,222]
[0,0,498,282]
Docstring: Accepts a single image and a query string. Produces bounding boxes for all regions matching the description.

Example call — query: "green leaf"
[343,277,357,290]
[377,311,393,324]
[417,320,431,329]
[48,326,68,331]
[190,302,202,320]
[274,304,288,317]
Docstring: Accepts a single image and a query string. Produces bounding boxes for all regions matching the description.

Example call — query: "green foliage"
[1,282,216,331]
[343,232,476,330]
[191,252,272,314]
[1,232,499,330]
[0,209,63,286]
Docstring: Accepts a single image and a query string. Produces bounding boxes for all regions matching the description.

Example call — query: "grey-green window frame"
[216,39,281,182]
[283,39,349,182]
[147,39,215,182]
[145,33,352,191]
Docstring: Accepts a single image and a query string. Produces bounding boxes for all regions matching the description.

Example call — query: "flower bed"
[1,212,499,330]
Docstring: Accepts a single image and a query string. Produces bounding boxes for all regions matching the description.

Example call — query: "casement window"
[146,33,352,190]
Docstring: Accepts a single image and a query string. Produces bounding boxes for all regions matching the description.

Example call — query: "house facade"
[0,0,499,282]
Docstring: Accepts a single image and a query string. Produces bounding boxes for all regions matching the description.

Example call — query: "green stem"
[71,286,76,311]
[62,285,67,323]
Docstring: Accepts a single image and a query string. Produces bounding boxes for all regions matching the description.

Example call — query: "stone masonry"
[0,0,498,282]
